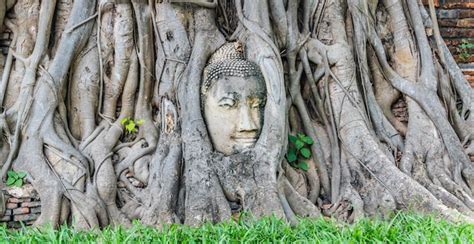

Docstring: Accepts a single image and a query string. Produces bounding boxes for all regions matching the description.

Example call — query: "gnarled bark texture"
[0,0,473,228]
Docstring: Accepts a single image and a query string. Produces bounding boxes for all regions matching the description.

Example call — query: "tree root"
[0,0,473,229]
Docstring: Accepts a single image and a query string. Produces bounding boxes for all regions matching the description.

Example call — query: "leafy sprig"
[287,133,314,171]
[120,118,144,134]
[458,39,473,62]
[6,170,27,187]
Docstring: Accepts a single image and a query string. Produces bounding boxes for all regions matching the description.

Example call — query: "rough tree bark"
[0,0,473,228]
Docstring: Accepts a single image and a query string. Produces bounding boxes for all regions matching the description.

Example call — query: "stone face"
[202,42,267,156]
[203,76,266,155]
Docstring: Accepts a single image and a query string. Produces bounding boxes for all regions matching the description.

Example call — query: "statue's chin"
[227,141,256,155]
[233,138,257,145]
[214,137,259,155]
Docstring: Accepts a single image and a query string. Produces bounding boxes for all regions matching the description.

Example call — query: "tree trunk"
[0,0,473,228]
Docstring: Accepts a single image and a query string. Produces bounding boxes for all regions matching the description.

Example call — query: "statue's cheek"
[250,109,263,129]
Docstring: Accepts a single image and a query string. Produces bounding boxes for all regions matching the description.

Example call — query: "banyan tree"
[0,0,473,228]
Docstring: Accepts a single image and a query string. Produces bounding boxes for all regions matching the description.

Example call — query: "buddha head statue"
[201,42,267,155]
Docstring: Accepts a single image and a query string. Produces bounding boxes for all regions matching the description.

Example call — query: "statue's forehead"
[210,76,266,97]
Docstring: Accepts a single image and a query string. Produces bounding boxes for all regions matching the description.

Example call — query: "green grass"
[0,212,473,243]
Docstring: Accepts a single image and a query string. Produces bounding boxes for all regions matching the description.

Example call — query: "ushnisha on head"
[201,42,264,96]
[201,42,267,155]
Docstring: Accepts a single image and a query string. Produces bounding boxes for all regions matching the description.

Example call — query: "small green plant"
[457,39,473,62]
[286,133,314,171]
[6,170,27,187]
[120,118,144,134]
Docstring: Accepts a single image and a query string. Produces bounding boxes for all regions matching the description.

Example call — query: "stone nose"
[237,104,258,132]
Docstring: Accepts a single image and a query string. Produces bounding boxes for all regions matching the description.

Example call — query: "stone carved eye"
[219,97,237,109]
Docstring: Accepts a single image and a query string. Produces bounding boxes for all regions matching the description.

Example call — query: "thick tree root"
[0,0,472,228]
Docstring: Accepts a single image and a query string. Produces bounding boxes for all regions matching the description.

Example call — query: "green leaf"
[17,172,27,178]
[7,170,16,178]
[125,121,136,134]
[297,133,305,139]
[301,135,314,145]
[6,177,15,186]
[300,148,311,159]
[14,179,23,187]
[298,161,309,171]
[295,140,304,150]
[287,148,297,163]
[120,118,129,125]
[460,43,473,49]
[288,134,297,144]
[137,119,144,126]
